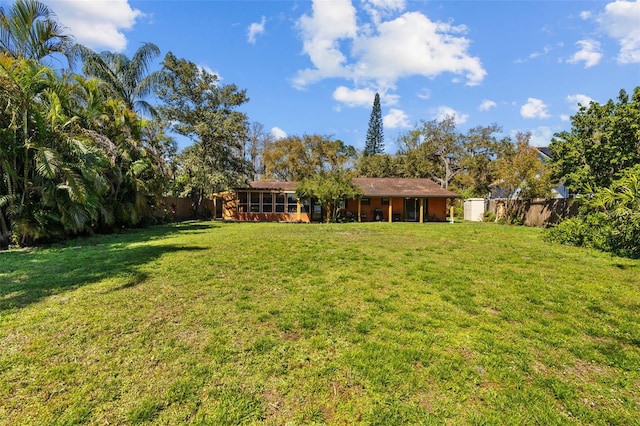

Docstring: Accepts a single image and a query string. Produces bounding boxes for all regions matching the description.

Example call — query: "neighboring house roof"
[537,147,552,161]
[353,178,461,198]
[245,178,461,198]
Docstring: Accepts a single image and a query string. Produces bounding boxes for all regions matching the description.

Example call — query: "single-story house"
[214,178,460,223]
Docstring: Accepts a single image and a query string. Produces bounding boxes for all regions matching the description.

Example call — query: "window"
[238,192,248,213]
[250,192,260,212]
[361,197,370,205]
[287,193,298,213]
[381,198,389,206]
[275,193,285,213]
[262,192,273,213]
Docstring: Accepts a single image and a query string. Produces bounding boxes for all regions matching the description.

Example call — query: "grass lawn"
[1,221,639,425]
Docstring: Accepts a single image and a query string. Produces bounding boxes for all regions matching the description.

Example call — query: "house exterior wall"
[220,190,311,222]
[427,198,447,221]
[345,196,448,222]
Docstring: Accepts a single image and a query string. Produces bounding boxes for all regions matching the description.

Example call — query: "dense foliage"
[262,134,356,182]
[0,0,252,247]
[549,88,640,192]
[546,87,640,258]
[296,170,362,222]
[155,52,252,216]
[546,165,640,258]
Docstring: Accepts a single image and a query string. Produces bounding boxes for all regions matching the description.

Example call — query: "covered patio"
[350,178,460,223]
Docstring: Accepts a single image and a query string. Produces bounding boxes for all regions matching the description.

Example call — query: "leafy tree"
[493,132,553,221]
[457,124,510,197]
[0,0,72,62]
[356,153,401,177]
[156,52,252,214]
[364,92,384,155]
[296,170,362,222]
[75,42,162,117]
[549,87,640,193]
[396,116,463,189]
[0,55,109,244]
[262,134,356,181]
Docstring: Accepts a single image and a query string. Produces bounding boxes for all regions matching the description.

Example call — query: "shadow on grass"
[0,222,214,312]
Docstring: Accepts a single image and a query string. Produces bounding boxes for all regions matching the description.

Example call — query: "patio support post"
[419,198,424,223]
[357,198,362,222]
[388,197,393,223]
[297,199,301,221]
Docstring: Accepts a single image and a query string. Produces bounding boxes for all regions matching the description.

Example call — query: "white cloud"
[44,0,143,52]
[293,1,486,89]
[351,12,486,88]
[567,40,603,68]
[520,98,550,119]
[432,106,468,125]
[566,94,594,110]
[362,0,406,26]
[598,0,640,63]
[383,108,410,129]
[271,127,287,140]
[560,114,571,121]
[293,0,358,87]
[528,126,554,147]
[580,10,592,20]
[516,45,552,63]
[529,45,552,59]
[247,16,266,44]
[333,86,376,107]
[479,99,497,111]
[366,0,406,10]
[332,86,400,107]
[417,88,431,100]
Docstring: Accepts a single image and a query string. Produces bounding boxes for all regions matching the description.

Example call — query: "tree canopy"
[546,86,640,257]
[156,52,252,214]
[0,0,72,62]
[296,170,362,222]
[549,87,640,193]
[75,42,162,117]
[262,134,356,182]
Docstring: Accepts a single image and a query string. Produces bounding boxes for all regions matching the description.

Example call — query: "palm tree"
[0,54,100,244]
[0,0,72,62]
[75,42,161,117]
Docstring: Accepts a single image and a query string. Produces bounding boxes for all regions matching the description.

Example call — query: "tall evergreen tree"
[364,92,384,155]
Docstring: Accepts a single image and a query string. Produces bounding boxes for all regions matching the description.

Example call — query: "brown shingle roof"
[353,178,460,198]
[247,178,460,198]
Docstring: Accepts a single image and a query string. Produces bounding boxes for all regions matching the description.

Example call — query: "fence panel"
[158,197,215,222]
[486,198,578,227]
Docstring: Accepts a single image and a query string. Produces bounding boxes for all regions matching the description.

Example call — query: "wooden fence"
[157,197,216,222]
[486,198,579,227]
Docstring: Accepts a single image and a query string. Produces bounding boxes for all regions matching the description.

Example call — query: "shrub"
[482,210,496,222]
[545,166,640,258]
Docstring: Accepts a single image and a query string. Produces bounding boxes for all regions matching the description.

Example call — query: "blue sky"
[26,0,640,151]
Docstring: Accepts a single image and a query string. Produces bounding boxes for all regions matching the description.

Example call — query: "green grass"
[1,221,639,425]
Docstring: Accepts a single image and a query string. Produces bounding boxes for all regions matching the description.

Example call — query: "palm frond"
[34,147,58,178]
